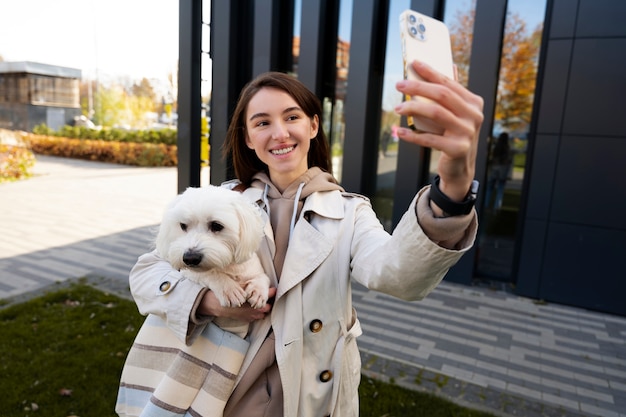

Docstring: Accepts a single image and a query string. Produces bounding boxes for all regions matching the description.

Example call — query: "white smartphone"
[399,9,455,134]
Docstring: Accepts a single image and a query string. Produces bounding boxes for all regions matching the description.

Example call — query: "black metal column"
[297,0,339,98]
[341,0,389,195]
[209,0,254,185]
[252,0,294,77]
[177,0,203,192]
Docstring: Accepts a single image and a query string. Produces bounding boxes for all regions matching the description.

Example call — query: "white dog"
[155,186,270,336]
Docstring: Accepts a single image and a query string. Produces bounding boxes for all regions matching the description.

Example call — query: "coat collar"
[243,186,345,220]
[241,186,345,297]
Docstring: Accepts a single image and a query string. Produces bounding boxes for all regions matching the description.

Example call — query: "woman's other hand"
[198,287,276,322]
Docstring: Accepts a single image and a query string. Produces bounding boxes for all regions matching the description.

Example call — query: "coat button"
[309,319,323,333]
[319,370,333,382]
[159,281,171,292]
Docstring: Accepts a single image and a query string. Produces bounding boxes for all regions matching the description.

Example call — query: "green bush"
[32,124,177,146]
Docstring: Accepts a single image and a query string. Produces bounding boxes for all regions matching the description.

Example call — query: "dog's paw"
[213,279,248,308]
[245,278,270,309]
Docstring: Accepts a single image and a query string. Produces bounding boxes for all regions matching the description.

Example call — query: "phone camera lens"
[409,14,416,24]
[410,26,418,36]
[418,23,426,33]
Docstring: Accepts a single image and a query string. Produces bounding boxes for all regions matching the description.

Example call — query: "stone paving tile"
[352,282,626,417]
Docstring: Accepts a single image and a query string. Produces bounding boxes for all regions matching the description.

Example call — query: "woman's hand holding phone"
[395,60,484,201]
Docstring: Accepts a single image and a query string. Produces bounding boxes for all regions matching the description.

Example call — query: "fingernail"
[396,80,407,88]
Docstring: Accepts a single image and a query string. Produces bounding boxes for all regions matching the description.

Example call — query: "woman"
[485,132,513,209]
[127,60,483,416]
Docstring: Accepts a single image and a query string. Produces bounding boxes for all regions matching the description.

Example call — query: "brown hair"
[223,71,332,186]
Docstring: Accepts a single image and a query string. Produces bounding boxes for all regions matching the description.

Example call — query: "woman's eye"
[287,115,299,121]
[180,223,188,232]
[209,221,224,232]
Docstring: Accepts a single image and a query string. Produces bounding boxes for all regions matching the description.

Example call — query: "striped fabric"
[116,314,249,417]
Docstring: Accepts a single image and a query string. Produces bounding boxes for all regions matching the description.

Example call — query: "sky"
[0,0,179,84]
[1,0,546,100]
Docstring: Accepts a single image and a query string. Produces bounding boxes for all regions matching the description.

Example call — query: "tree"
[496,16,542,133]
[166,65,178,112]
[448,1,475,87]
[93,84,128,127]
[79,79,97,119]
[448,2,542,134]
[131,78,157,103]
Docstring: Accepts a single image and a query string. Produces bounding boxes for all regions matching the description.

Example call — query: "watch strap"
[429,175,479,216]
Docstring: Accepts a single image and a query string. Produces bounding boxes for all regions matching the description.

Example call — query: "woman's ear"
[245,131,255,149]
[310,115,319,139]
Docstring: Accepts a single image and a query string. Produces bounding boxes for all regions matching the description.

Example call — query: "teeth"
[271,146,293,155]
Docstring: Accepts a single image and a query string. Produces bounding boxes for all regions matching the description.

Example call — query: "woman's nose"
[270,122,289,139]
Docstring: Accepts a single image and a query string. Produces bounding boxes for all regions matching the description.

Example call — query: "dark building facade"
[0,61,82,132]
[176,0,626,317]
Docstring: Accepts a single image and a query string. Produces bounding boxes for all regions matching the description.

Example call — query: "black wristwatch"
[429,175,479,216]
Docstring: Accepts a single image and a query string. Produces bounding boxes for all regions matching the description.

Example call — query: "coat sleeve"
[350,186,477,301]
[129,250,212,344]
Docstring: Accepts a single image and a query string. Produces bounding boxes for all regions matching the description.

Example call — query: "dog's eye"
[208,221,224,232]
[180,223,188,232]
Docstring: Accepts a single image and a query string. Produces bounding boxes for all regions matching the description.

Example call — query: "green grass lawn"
[0,281,497,417]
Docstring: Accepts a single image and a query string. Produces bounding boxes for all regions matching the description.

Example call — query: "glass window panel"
[202,23,211,54]
[201,52,212,99]
[373,0,410,231]
[477,0,547,280]
[444,0,477,88]
[203,0,212,24]
[203,0,212,183]
[292,0,302,77]
[326,0,352,184]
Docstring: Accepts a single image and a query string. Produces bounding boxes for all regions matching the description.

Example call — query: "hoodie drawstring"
[290,182,305,239]
[262,183,271,218]
[261,181,305,241]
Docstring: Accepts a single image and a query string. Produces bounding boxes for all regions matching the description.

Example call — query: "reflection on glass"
[327,0,353,184]
[291,0,350,182]
[372,0,409,232]
[444,0,476,88]
[292,0,302,77]
[477,0,546,281]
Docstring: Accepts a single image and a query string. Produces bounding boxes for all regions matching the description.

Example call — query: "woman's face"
[245,87,319,191]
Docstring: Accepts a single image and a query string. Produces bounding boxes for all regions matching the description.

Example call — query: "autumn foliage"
[449,1,542,134]
[23,134,177,167]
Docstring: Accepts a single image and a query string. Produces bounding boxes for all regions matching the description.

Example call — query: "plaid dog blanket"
[116,314,249,417]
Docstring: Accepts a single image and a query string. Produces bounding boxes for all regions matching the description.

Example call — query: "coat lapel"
[277,211,333,298]
[242,187,344,299]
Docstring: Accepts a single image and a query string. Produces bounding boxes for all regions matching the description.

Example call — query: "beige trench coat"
[129,186,476,417]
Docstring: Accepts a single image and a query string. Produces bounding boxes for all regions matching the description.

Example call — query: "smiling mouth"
[271,146,295,155]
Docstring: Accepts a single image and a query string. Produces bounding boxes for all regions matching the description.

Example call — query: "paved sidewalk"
[1,156,625,417]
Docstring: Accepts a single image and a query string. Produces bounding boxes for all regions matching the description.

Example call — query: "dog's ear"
[232,198,264,263]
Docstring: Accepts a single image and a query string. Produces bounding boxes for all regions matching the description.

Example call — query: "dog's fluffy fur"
[156,186,270,322]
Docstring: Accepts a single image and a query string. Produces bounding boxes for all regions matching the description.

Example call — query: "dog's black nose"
[183,251,203,266]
